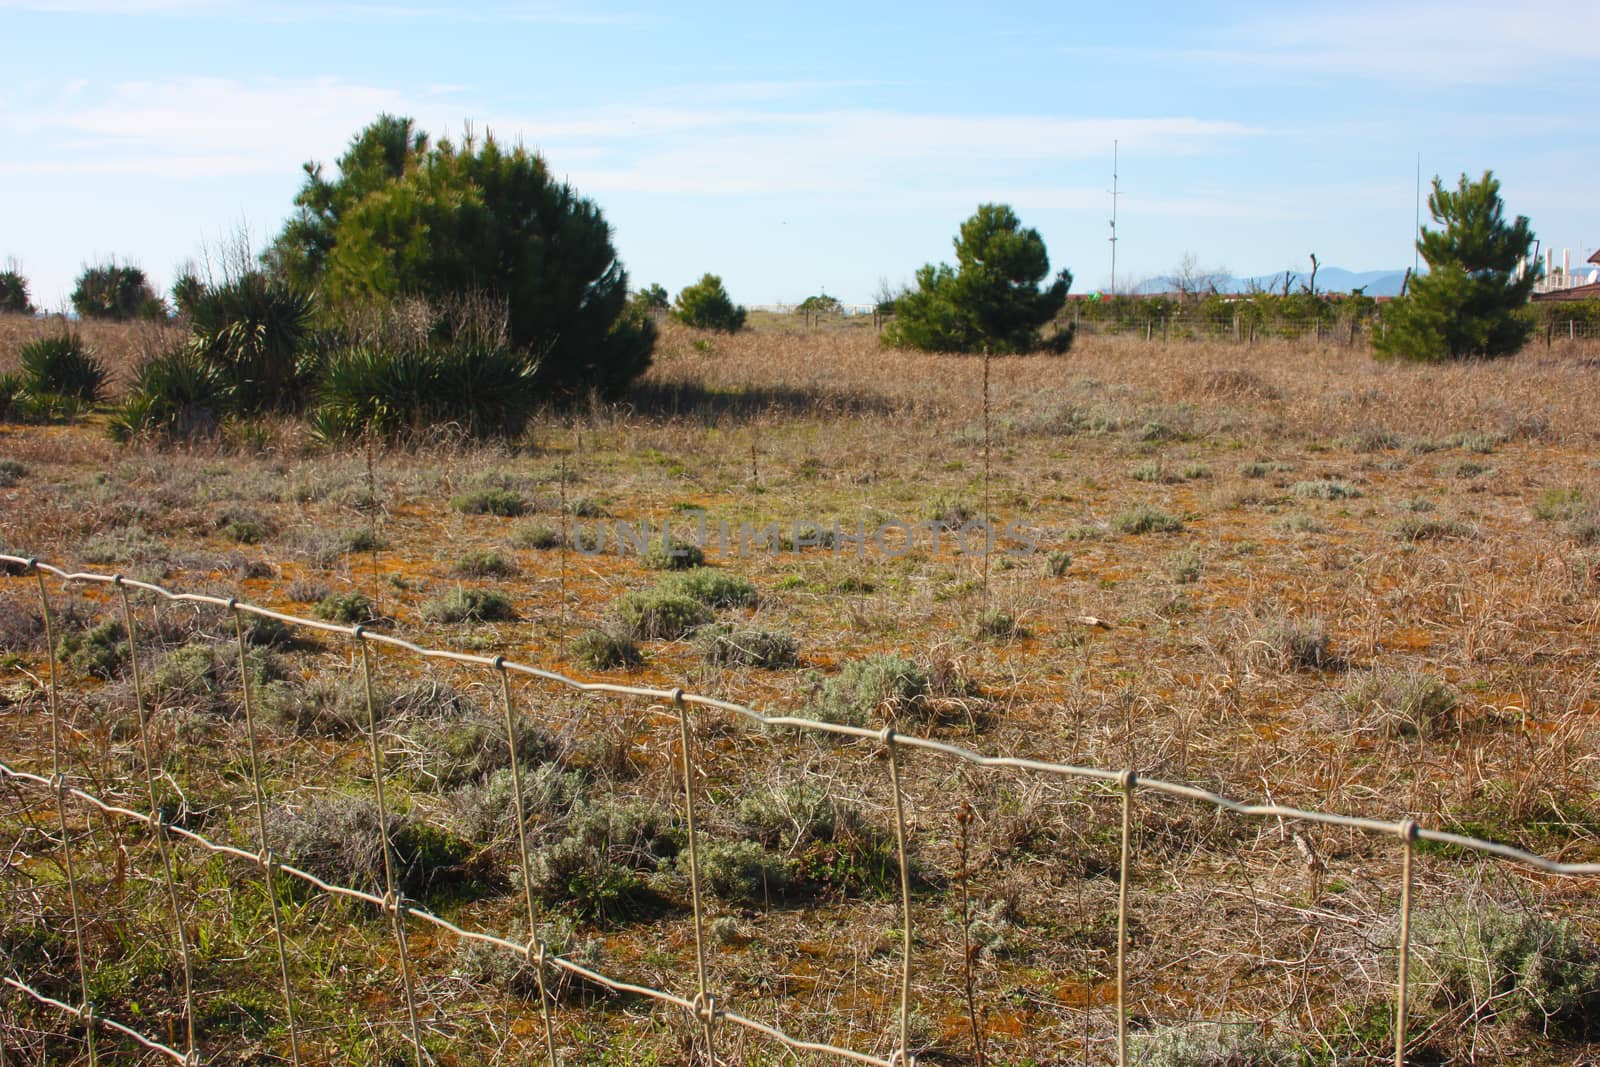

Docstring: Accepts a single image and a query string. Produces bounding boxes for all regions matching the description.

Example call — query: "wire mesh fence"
[2,555,1597,1066]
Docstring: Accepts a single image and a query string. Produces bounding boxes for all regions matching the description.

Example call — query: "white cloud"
[1157,2,1600,88]
[7,78,1255,196]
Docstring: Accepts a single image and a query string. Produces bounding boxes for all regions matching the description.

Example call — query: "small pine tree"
[1375,171,1537,362]
[884,204,1072,354]
[673,274,746,332]
[634,283,669,310]
[71,261,158,321]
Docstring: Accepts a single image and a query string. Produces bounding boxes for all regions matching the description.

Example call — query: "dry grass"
[2,319,1599,1065]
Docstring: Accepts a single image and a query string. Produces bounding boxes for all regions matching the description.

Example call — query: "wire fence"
[2,555,1598,1067]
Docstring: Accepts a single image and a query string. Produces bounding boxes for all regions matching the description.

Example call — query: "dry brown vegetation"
[2,313,1599,1065]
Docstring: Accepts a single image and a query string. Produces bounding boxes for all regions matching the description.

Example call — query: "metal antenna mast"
[1109,140,1120,297]
[1413,152,1421,277]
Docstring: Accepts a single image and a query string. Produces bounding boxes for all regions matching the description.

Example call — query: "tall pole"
[1109,140,1120,297]
[1413,152,1421,278]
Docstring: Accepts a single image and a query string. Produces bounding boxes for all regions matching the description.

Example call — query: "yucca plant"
[311,339,539,441]
[20,334,106,402]
[188,271,317,413]
[110,344,232,442]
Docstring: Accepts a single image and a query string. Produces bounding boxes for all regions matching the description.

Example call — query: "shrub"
[526,799,679,923]
[187,270,316,413]
[737,781,839,851]
[1168,546,1203,583]
[611,590,712,641]
[656,567,757,608]
[20,335,106,402]
[974,610,1024,639]
[313,591,377,625]
[1114,506,1183,535]
[57,619,127,679]
[0,268,33,315]
[1240,460,1293,478]
[673,274,746,332]
[272,795,476,900]
[450,764,587,846]
[452,550,517,578]
[1044,549,1072,577]
[1258,619,1337,671]
[312,339,542,441]
[0,459,24,488]
[71,261,158,321]
[1532,487,1586,522]
[695,623,798,668]
[573,629,642,670]
[514,523,564,550]
[110,344,232,442]
[883,203,1072,354]
[805,653,929,727]
[270,115,654,399]
[453,914,604,1003]
[401,715,555,791]
[0,374,23,421]
[689,839,789,904]
[1130,1021,1294,1067]
[1292,479,1361,500]
[1413,901,1600,1034]
[423,587,516,624]
[642,536,705,570]
[1342,670,1457,738]
[451,487,527,517]
[1391,516,1474,541]
[147,640,282,716]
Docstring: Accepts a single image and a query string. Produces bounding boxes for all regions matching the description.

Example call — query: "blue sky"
[4,1,1597,310]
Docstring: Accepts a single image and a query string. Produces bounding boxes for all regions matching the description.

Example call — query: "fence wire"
[2,555,1598,1067]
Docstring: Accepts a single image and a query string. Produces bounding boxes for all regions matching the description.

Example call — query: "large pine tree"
[1376,171,1537,362]
[268,115,654,397]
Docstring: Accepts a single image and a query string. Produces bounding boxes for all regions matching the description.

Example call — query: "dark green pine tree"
[269,116,654,398]
[1376,171,1537,362]
[885,204,1072,354]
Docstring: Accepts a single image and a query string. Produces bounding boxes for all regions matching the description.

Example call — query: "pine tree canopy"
[268,115,653,398]
[1375,170,1537,362]
[884,204,1072,354]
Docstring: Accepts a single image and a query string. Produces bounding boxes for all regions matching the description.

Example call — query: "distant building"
[1530,247,1600,300]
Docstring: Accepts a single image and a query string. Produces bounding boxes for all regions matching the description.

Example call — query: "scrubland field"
[2,314,1599,1066]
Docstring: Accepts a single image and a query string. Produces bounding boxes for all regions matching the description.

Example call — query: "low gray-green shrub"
[1341,670,1457,738]
[803,653,929,727]
[656,567,757,608]
[272,795,477,901]
[423,587,516,624]
[573,628,643,670]
[451,487,527,517]
[611,589,712,641]
[1114,506,1183,535]
[695,623,798,668]
[1413,901,1600,1035]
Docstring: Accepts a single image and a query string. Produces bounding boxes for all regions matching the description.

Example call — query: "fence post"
[674,690,717,1063]
[232,606,303,1067]
[1571,319,1577,340]
[1115,770,1137,1067]
[883,727,914,1066]
[117,582,200,1063]
[498,660,560,1067]
[356,631,426,1067]
[32,566,97,1067]
[1394,820,1418,1067]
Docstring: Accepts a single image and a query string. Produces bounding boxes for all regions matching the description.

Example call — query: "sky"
[3,1,1598,310]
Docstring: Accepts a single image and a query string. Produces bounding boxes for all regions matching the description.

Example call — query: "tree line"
[0,118,1555,443]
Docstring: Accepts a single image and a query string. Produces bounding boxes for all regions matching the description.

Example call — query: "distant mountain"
[1130,267,1410,298]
